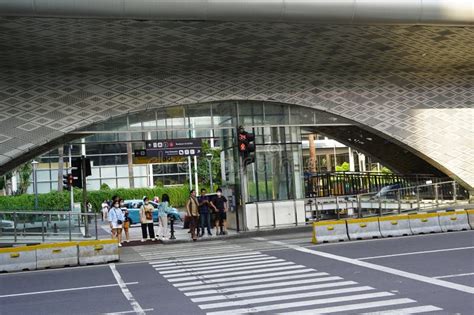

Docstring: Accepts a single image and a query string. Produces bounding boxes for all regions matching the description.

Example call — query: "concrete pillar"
[308,134,317,173]
[126,133,134,188]
[326,153,332,171]
[57,146,64,192]
[348,147,355,172]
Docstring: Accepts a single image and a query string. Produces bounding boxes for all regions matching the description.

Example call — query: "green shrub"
[0,185,189,211]
[100,183,111,190]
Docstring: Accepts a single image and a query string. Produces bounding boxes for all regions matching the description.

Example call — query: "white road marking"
[168,265,306,282]
[161,261,295,278]
[153,254,272,267]
[434,272,474,279]
[357,246,474,260]
[109,264,146,315]
[360,305,443,314]
[152,254,269,268]
[191,282,364,302]
[268,241,474,294]
[0,282,139,298]
[149,251,262,265]
[276,298,416,315]
[184,275,337,296]
[102,308,154,315]
[158,257,282,273]
[203,291,395,313]
[173,268,314,287]
[178,272,328,291]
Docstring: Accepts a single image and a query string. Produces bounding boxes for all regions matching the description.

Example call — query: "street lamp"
[206,153,213,192]
[31,160,39,210]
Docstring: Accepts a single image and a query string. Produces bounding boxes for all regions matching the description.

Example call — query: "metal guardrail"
[0,211,100,243]
[305,181,469,222]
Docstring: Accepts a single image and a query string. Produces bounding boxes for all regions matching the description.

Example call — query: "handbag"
[115,209,123,225]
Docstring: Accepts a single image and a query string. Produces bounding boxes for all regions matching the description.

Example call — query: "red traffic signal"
[237,128,256,165]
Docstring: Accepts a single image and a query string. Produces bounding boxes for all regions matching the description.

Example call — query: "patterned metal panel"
[0,18,472,188]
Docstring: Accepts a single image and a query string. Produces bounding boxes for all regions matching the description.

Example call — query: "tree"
[17,162,33,195]
[197,140,221,190]
[335,162,350,172]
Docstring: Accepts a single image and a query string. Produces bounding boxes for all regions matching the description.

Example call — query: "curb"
[119,225,312,246]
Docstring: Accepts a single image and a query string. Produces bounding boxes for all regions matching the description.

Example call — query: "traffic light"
[238,127,256,165]
[71,157,92,189]
[71,159,82,189]
[62,174,72,191]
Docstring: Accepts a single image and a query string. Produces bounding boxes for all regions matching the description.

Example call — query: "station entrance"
[32,100,449,232]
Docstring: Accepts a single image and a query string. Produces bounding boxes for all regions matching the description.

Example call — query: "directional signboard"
[144,139,203,157]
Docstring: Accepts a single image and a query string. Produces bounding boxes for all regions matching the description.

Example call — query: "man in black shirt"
[211,188,228,235]
[198,188,212,236]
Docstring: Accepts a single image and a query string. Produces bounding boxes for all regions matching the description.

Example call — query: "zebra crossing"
[149,249,443,314]
[134,235,315,262]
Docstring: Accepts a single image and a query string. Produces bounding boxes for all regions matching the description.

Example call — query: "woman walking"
[108,199,125,246]
[140,196,156,242]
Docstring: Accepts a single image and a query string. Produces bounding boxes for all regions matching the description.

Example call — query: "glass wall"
[27,101,352,205]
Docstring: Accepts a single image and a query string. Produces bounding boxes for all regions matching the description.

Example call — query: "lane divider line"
[266,240,474,295]
[109,264,146,315]
[434,272,474,279]
[357,246,474,260]
[102,308,154,315]
[0,282,139,298]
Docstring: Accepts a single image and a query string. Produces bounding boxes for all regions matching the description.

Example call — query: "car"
[123,200,182,225]
[374,184,401,199]
[0,219,14,232]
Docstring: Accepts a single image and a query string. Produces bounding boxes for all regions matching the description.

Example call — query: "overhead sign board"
[142,139,203,157]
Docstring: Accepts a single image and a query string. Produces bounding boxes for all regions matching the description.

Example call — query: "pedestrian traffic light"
[71,159,82,189]
[62,173,72,191]
[238,127,256,166]
[71,157,92,189]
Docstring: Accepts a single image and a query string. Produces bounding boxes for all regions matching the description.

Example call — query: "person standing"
[120,199,131,243]
[101,200,109,222]
[211,188,228,235]
[157,194,171,240]
[140,197,156,242]
[108,200,125,246]
[186,190,200,241]
[198,188,212,236]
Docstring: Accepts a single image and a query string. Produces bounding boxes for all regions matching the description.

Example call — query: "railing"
[305,171,445,198]
[0,211,101,243]
[305,181,470,222]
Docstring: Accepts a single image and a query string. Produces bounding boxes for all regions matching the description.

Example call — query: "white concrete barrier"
[346,217,382,240]
[467,209,474,230]
[78,240,119,265]
[438,210,471,232]
[378,215,412,237]
[312,220,348,243]
[0,246,36,272]
[36,242,79,269]
[409,213,442,234]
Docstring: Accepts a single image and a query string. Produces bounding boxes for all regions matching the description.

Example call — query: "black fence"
[305,171,449,198]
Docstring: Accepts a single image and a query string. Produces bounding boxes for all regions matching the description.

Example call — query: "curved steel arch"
[0,100,467,190]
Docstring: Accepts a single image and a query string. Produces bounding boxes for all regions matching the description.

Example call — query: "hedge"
[0,186,190,212]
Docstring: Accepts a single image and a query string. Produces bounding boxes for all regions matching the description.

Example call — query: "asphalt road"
[1,230,473,314]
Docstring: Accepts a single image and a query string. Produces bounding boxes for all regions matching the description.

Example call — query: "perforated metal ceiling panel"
[0,18,472,188]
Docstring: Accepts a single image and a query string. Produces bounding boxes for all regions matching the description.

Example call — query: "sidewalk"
[99,221,312,246]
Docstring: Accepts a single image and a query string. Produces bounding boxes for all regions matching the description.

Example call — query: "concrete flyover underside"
[0,16,472,190]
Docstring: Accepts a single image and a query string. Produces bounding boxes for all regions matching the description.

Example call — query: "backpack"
[145,209,153,220]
